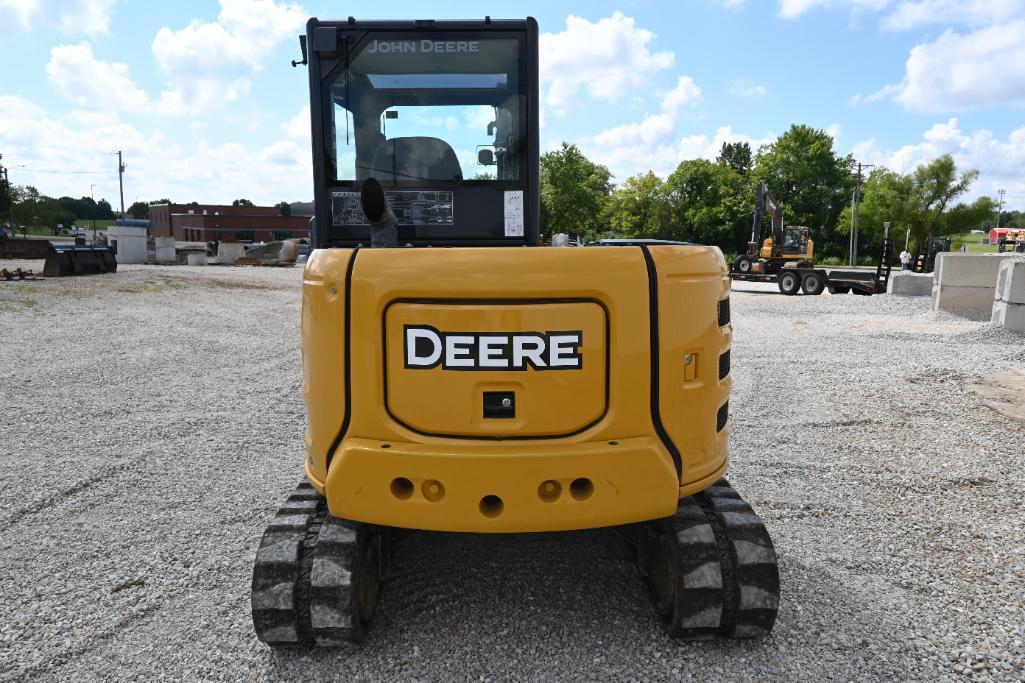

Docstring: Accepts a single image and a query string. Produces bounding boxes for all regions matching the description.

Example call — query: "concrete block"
[154,236,176,264]
[932,284,997,313]
[934,252,1019,288]
[991,300,1025,333]
[995,257,1025,305]
[214,242,245,265]
[108,235,147,264]
[887,271,933,296]
[186,252,208,266]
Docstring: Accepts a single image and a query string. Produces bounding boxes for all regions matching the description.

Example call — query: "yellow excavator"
[732,181,813,275]
[250,15,779,647]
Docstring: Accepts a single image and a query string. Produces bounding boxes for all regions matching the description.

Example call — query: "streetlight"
[90,183,97,240]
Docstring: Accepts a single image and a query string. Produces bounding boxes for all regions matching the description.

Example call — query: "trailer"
[731,233,893,296]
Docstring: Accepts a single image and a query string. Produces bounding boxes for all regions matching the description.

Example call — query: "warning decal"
[503,190,524,237]
[332,191,454,226]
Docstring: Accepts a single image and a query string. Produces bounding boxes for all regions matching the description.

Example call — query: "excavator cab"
[306,18,537,247]
[251,16,779,650]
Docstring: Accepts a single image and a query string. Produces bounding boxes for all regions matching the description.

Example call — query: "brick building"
[149,203,311,242]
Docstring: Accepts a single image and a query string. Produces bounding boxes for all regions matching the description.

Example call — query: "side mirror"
[477,149,495,166]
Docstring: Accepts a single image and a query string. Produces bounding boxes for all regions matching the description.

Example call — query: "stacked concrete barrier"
[887,270,933,296]
[932,253,1020,314]
[154,236,177,264]
[992,257,1025,333]
[214,242,245,265]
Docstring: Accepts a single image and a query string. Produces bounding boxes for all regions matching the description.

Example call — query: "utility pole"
[994,188,1006,231]
[850,161,874,266]
[117,150,126,216]
[91,183,97,240]
[0,153,8,228]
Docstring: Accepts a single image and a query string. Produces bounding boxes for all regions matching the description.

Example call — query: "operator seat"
[368,137,463,183]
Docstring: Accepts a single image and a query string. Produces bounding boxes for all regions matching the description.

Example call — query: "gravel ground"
[1,262,1023,682]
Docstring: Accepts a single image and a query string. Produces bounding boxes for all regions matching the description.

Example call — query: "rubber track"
[251,482,324,646]
[656,498,725,639]
[699,479,780,637]
[309,516,364,645]
[645,478,779,640]
[251,482,376,647]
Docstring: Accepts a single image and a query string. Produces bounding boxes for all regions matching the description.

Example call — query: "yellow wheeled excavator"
[732,181,814,275]
[251,15,780,647]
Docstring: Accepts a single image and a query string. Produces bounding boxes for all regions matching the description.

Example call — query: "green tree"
[0,170,11,219]
[717,141,752,175]
[999,209,1025,229]
[839,155,993,254]
[276,201,292,216]
[540,143,612,241]
[605,172,670,238]
[11,185,40,226]
[97,199,115,219]
[664,159,752,250]
[35,196,76,232]
[233,198,255,207]
[754,124,854,257]
[128,201,150,217]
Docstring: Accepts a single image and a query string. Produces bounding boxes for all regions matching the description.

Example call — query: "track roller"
[251,481,387,647]
[637,478,779,639]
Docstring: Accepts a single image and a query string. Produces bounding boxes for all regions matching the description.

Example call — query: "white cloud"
[728,78,769,98]
[46,42,150,110]
[778,0,892,19]
[540,12,675,115]
[282,105,310,140]
[773,0,1025,30]
[881,0,1025,30]
[0,0,116,35]
[582,72,703,179]
[0,94,312,205]
[592,113,678,152]
[826,123,843,141]
[585,120,773,182]
[885,21,1025,112]
[464,105,496,132]
[661,76,702,111]
[851,118,1025,207]
[151,0,306,113]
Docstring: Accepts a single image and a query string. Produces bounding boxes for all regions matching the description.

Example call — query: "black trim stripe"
[325,246,359,469]
[639,245,683,480]
[381,297,611,441]
[718,349,731,381]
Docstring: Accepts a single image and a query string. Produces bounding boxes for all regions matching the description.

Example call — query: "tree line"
[540,124,998,258]
[3,185,118,234]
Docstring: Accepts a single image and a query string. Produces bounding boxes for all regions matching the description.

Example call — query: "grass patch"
[199,278,278,291]
[950,232,999,253]
[0,291,41,312]
[14,220,118,237]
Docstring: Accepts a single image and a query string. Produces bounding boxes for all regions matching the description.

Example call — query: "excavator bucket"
[43,244,117,277]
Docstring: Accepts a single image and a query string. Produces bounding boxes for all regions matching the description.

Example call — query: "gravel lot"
[1,262,1023,682]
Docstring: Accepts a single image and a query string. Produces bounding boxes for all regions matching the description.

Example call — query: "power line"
[15,168,105,175]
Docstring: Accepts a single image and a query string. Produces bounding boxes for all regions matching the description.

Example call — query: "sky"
[1,0,1023,211]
